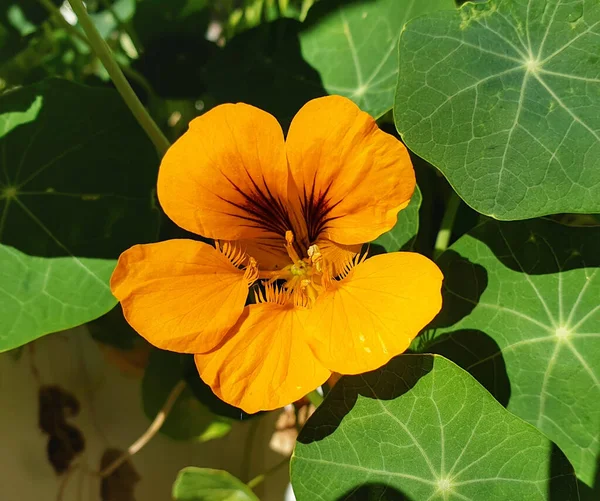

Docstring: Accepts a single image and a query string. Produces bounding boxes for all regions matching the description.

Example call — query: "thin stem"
[246,457,289,490]
[99,380,186,477]
[306,389,323,407]
[38,0,156,109]
[434,191,461,259]
[67,0,170,157]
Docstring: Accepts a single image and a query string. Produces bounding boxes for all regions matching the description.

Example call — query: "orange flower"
[111,96,443,414]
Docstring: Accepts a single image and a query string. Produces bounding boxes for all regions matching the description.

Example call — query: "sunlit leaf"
[291,354,578,500]
[173,467,258,501]
[0,244,115,352]
[300,0,455,118]
[426,219,600,485]
[395,0,600,219]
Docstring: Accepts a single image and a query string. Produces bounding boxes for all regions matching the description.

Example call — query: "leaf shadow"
[424,329,511,406]
[336,483,414,501]
[549,443,596,501]
[469,220,600,275]
[564,446,600,501]
[430,249,489,329]
[297,354,434,444]
[414,250,512,406]
[302,0,379,30]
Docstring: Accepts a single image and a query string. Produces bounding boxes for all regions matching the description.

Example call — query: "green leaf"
[173,467,258,501]
[0,79,159,257]
[395,0,600,220]
[142,350,232,442]
[292,354,578,500]
[0,79,159,350]
[300,0,455,118]
[0,244,115,352]
[371,184,421,252]
[426,219,600,485]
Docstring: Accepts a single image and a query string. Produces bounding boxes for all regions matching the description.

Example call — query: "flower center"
[283,231,326,307]
[256,231,328,308]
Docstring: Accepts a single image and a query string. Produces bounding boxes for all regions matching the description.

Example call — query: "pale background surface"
[0,327,291,501]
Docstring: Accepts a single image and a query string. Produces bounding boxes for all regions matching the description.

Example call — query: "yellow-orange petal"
[157,103,290,241]
[195,303,331,414]
[232,237,290,271]
[316,239,362,277]
[306,252,443,374]
[111,240,251,354]
[286,96,415,245]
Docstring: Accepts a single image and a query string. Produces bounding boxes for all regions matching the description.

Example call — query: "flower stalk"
[434,191,462,259]
[67,0,170,157]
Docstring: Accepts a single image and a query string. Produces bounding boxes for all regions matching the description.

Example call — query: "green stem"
[434,191,461,259]
[306,389,324,407]
[39,0,155,99]
[246,457,289,490]
[67,0,170,157]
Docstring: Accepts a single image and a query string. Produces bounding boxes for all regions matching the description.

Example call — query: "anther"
[307,244,322,272]
[244,257,259,285]
[285,230,301,263]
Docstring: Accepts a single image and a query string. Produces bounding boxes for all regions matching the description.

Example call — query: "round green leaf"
[371,184,421,252]
[142,350,232,442]
[395,0,600,220]
[300,0,455,118]
[0,78,159,258]
[426,219,600,485]
[0,79,159,350]
[172,467,258,501]
[291,354,578,500]
[0,244,115,352]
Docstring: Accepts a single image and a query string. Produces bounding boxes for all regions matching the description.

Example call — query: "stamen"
[254,281,310,308]
[216,241,247,268]
[244,257,259,285]
[285,230,301,263]
[307,244,322,272]
[255,282,291,306]
[337,250,368,280]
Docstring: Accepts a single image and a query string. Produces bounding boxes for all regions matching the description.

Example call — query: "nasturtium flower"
[111,96,443,414]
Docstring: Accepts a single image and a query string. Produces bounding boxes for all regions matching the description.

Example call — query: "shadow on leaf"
[565,449,600,501]
[336,483,414,501]
[425,329,511,407]
[432,249,488,328]
[297,355,433,444]
[469,219,600,275]
[549,443,592,500]
[413,251,512,405]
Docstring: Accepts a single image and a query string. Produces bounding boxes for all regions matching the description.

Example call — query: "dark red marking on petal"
[302,174,342,242]
[218,170,296,238]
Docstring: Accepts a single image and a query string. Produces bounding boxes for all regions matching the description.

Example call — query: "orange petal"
[286,96,415,245]
[158,103,291,241]
[233,237,290,271]
[195,303,330,413]
[111,240,251,354]
[316,239,362,277]
[307,252,443,374]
